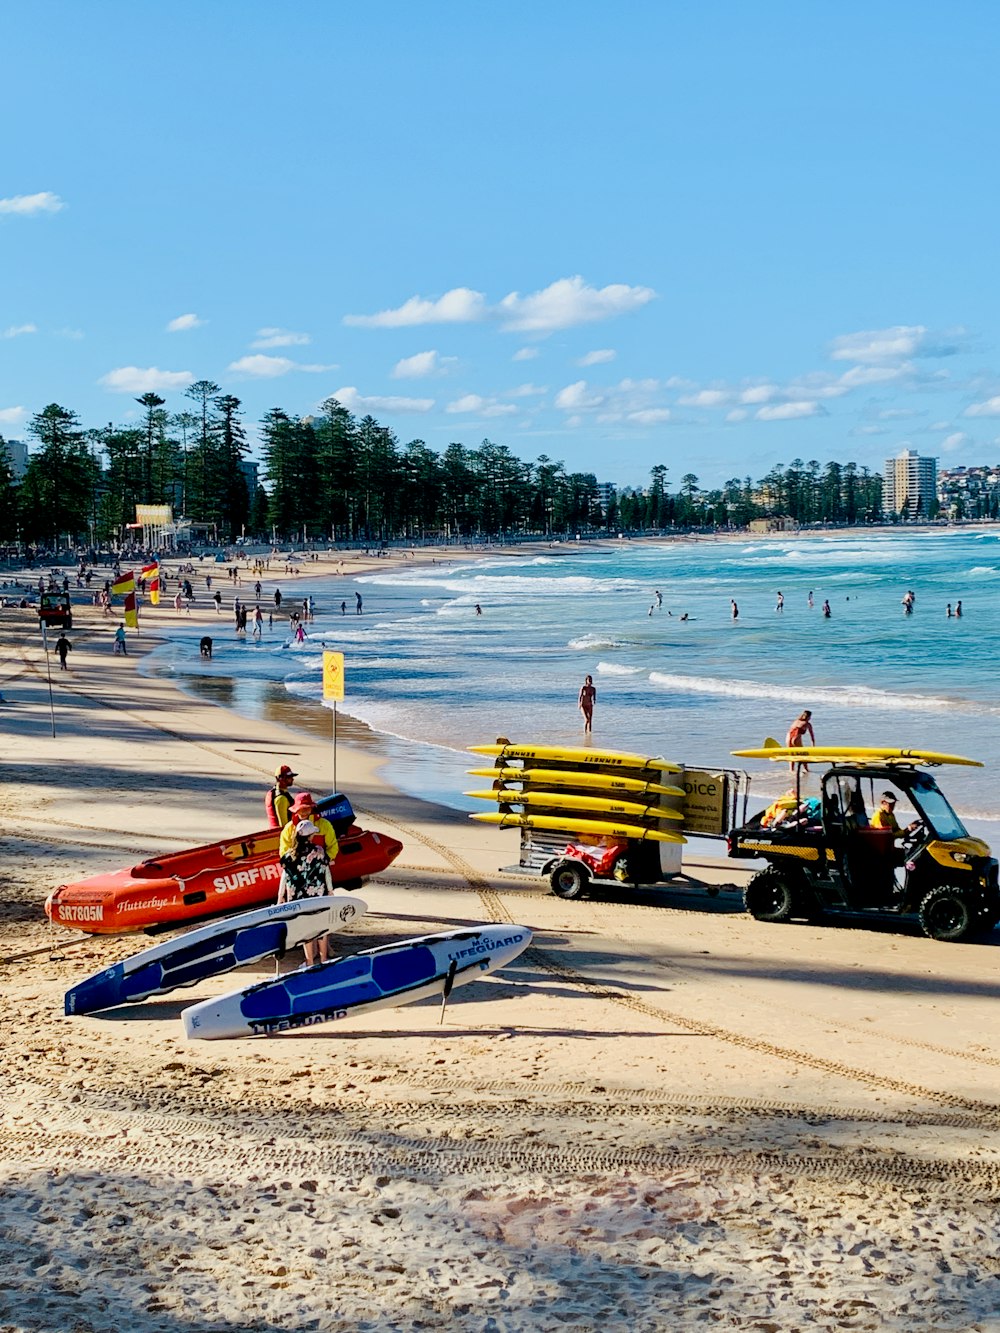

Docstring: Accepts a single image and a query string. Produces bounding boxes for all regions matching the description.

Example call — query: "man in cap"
[870,791,921,839]
[278,791,339,862]
[264,763,298,828]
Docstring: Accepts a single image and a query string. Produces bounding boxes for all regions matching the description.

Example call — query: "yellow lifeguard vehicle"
[728,745,999,942]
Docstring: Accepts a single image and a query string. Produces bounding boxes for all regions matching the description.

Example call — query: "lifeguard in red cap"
[265,763,298,828]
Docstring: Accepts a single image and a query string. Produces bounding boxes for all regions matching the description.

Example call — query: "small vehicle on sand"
[37,590,72,630]
[728,745,1000,942]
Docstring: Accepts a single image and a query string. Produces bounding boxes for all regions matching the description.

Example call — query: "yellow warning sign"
[322,651,345,701]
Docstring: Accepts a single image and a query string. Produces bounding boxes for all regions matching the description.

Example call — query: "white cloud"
[726,409,750,423]
[738,384,777,404]
[836,363,909,388]
[878,407,920,420]
[344,287,486,329]
[964,396,1000,418]
[252,327,310,349]
[445,394,517,417]
[678,388,729,408]
[554,380,605,411]
[942,431,968,451]
[0,406,27,425]
[578,348,616,367]
[852,425,889,436]
[331,387,434,414]
[755,401,821,421]
[499,276,655,333]
[54,327,84,340]
[0,191,64,215]
[513,346,539,361]
[166,313,204,333]
[99,366,194,393]
[228,354,296,378]
[392,350,444,379]
[829,325,927,362]
[626,408,671,425]
[1,323,37,339]
[297,363,339,374]
[508,383,547,397]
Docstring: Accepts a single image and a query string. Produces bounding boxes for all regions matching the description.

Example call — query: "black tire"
[550,861,590,900]
[918,885,978,942]
[744,866,800,923]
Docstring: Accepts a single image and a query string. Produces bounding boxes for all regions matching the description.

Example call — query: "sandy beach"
[2,552,1000,1332]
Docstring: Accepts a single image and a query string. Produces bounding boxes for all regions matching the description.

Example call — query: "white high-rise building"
[884,449,937,518]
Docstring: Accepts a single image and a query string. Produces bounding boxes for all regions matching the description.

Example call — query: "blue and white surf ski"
[181,923,532,1040]
[64,895,367,1015]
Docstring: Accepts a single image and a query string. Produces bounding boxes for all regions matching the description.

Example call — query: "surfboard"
[465,790,684,821]
[469,743,680,773]
[181,924,532,1040]
[471,811,684,843]
[466,768,684,798]
[64,895,368,1015]
[733,745,982,768]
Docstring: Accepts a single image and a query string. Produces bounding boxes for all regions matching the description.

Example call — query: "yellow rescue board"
[466,767,684,798]
[465,790,684,821]
[471,811,685,843]
[733,745,982,768]
[469,743,680,773]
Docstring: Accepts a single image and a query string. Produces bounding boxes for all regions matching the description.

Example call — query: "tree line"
[0,387,885,547]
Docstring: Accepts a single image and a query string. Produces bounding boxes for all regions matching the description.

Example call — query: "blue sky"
[3,1,1000,489]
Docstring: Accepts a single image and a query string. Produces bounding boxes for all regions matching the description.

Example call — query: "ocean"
[145,530,1000,842]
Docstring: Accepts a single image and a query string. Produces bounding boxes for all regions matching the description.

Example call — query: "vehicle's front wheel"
[550,861,590,900]
[918,885,978,942]
[744,866,801,923]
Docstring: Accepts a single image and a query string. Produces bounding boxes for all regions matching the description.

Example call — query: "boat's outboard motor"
[316,792,356,836]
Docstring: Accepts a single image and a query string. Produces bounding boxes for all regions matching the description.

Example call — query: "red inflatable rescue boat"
[45,794,403,935]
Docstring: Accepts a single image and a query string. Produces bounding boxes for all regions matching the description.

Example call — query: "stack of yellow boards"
[467,742,686,844]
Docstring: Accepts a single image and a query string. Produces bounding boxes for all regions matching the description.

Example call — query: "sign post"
[322,651,345,793]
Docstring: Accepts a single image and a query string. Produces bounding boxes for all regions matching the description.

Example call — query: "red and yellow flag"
[111,571,135,596]
[123,591,139,629]
[142,561,160,606]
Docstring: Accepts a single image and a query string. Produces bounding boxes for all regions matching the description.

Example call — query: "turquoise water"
[146,531,1000,835]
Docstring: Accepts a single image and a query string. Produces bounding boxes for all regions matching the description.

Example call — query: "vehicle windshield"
[909,783,968,841]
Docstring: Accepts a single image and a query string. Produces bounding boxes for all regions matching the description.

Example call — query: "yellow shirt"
[870,807,900,834]
[278,815,339,860]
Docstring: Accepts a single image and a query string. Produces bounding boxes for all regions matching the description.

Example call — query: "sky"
[3,0,1000,490]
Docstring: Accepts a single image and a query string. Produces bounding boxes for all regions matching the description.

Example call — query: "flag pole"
[40,622,56,738]
[332,701,338,794]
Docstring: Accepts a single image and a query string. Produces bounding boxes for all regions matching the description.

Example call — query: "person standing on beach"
[265,763,297,828]
[579,675,596,732]
[113,624,128,655]
[274,588,282,609]
[275,819,334,965]
[356,591,363,615]
[55,633,72,670]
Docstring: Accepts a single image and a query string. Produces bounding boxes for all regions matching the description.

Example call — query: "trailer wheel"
[918,885,977,942]
[550,861,590,900]
[744,866,799,923]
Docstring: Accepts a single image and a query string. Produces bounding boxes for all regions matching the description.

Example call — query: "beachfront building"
[595,480,617,521]
[3,439,28,482]
[883,449,938,519]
